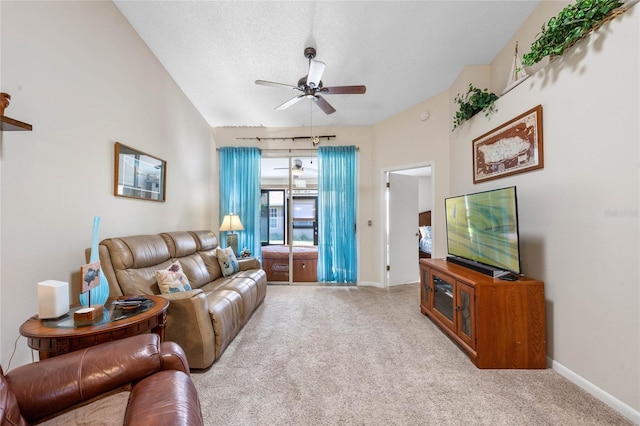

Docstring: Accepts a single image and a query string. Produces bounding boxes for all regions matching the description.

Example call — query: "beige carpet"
[191,284,632,425]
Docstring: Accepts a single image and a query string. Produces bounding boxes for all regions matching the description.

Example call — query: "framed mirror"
[114,142,166,202]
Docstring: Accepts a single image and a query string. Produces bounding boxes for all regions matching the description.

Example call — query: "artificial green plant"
[452,84,499,131]
[522,0,624,66]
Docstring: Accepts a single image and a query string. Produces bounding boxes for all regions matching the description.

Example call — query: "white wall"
[418,176,433,212]
[450,4,639,417]
[0,1,213,370]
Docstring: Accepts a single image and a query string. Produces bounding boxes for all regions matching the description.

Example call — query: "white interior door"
[388,173,419,286]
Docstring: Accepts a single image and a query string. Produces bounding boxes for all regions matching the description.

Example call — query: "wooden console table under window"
[19,295,169,360]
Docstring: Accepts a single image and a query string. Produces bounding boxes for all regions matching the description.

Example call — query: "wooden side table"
[19,295,169,360]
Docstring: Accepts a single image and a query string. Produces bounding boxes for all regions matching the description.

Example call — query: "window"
[261,190,285,245]
[269,208,278,229]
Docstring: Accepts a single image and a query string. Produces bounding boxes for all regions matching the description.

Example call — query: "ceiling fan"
[255,47,366,115]
[273,158,317,178]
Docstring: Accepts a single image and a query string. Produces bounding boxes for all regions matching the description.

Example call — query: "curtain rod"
[260,147,359,151]
[235,135,336,142]
[218,141,359,151]
[217,147,360,151]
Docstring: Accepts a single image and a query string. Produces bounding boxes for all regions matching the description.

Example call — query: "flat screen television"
[445,186,521,276]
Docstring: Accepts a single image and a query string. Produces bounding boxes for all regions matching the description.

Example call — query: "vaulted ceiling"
[115,1,539,128]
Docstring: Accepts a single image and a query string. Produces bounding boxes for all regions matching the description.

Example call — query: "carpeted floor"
[191,284,632,425]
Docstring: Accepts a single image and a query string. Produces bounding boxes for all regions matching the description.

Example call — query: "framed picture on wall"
[472,105,543,184]
[114,142,166,201]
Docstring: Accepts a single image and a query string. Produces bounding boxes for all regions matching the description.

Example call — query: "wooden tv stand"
[419,258,546,369]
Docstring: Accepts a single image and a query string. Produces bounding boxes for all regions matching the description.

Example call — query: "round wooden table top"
[19,295,169,339]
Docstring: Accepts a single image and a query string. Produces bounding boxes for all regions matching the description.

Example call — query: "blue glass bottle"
[79,216,110,306]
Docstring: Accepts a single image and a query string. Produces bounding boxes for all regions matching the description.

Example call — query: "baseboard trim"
[548,357,640,424]
[357,281,383,288]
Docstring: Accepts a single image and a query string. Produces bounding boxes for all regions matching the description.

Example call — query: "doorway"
[384,163,433,287]
[260,155,319,284]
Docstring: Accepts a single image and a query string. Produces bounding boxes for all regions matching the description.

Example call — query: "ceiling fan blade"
[306,60,326,88]
[321,85,367,95]
[255,80,300,90]
[275,95,305,110]
[313,95,336,115]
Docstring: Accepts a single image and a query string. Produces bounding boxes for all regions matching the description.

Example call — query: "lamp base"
[226,233,239,256]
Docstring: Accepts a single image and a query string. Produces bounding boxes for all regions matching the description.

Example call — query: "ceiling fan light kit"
[256,47,366,115]
[273,158,318,178]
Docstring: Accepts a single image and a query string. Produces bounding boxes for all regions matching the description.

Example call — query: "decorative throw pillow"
[216,247,239,277]
[156,261,192,294]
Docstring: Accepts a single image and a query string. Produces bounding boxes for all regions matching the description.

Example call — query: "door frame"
[381,161,435,288]
[260,152,320,284]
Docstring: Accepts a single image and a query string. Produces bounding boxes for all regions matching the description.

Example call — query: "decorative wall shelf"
[1,115,32,131]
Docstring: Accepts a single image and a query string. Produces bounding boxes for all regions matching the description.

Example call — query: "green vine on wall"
[522,0,624,66]
[452,84,499,131]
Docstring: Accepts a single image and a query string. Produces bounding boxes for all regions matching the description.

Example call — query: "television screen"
[445,186,521,274]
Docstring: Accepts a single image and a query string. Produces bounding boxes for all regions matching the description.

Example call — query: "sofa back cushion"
[161,232,198,258]
[189,231,223,281]
[189,230,218,251]
[161,232,217,289]
[101,235,172,296]
[99,230,225,296]
[103,235,171,269]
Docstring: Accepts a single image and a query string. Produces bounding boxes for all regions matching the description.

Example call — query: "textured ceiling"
[115,1,539,128]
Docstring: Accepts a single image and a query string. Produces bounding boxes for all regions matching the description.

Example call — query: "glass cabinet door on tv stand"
[430,272,455,333]
[455,282,475,349]
[419,266,431,311]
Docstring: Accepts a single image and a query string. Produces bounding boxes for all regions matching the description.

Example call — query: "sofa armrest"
[238,257,261,271]
[125,370,203,426]
[159,341,190,373]
[161,289,216,369]
[5,334,167,423]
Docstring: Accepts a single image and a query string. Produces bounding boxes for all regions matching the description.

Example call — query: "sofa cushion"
[38,391,129,426]
[156,261,192,294]
[115,261,175,296]
[161,232,198,258]
[103,235,171,270]
[173,253,214,289]
[197,249,223,281]
[189,230,219,251]
[216,247,239,277]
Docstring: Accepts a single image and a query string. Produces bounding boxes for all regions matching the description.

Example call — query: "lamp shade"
[219,213,245,232]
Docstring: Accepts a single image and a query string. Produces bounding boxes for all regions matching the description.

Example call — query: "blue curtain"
[219,147,262,260]
[317,145,357,283]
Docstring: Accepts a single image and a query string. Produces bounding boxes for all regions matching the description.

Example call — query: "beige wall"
[1,0,637,421]
[490,1,571,94]
[0,1,213,369]
[371,91,451,272]
[450,2,639,417]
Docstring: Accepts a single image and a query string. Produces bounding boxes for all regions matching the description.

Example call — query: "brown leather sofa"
[97,230,267,369]
[0,334,203,425]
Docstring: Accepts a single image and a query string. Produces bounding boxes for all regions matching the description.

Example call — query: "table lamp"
[219,213,244,255]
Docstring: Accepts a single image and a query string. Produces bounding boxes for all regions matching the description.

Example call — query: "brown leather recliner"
[0,334,204,425]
